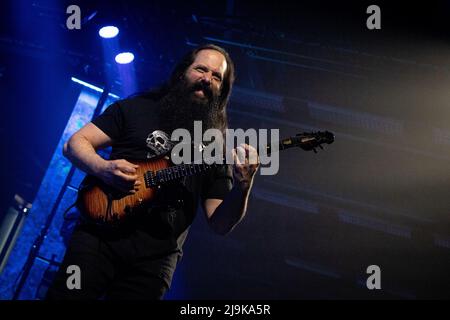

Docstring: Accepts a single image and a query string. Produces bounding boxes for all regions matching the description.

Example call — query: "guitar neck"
[265,135,308,155]
[143,137,302,187]
[144,162,215,187]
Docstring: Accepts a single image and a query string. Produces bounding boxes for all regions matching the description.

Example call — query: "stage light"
[99,26,119,38]
[71,77,120,99]
[115,52,134,64]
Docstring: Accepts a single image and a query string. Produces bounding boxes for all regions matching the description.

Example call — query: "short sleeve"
[91,102,124,140]
[201,164,234,200]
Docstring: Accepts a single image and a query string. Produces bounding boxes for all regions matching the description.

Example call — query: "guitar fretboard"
[142,132,333,188]
[144,163,216,187]
[142,138,285,188]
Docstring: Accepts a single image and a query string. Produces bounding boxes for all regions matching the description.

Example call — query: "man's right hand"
[64,123,142,194]
[97,159,141,194]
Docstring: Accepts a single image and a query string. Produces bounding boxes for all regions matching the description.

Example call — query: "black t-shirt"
[90,96,233,286]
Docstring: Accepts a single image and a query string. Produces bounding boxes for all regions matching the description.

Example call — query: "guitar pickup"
[144,171,156,188]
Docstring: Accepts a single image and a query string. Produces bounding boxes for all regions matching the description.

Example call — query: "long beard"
[156,79,225,136]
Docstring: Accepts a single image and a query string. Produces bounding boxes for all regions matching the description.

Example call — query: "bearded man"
[46,44,259,300]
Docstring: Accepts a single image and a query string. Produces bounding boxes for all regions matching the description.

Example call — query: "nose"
[200,74,212,87]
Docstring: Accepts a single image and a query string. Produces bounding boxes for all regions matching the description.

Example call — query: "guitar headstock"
[286,131,335,153]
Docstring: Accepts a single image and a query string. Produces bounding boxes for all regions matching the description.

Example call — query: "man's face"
[158,49,228,135]
[184,49,228,103]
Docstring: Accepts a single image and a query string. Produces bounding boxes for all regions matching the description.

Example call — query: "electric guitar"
[76,131,334,224]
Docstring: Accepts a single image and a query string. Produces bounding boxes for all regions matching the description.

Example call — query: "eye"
[195,66,207,72]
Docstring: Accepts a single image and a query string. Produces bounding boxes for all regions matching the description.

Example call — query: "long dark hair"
[142,44,235,133]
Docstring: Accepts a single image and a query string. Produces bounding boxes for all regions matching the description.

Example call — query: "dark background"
[0,0,449,299]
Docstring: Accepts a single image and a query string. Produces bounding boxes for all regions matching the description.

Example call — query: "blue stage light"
[71,77,120,99]
[115,52,134,64]
[99,26,119,38]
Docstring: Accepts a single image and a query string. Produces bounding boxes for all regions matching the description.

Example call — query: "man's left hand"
[232,144,260,192]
